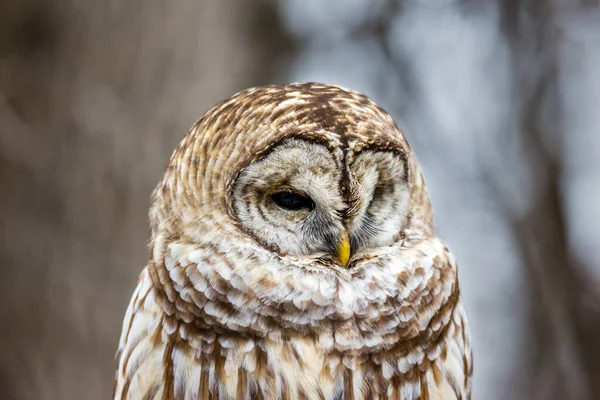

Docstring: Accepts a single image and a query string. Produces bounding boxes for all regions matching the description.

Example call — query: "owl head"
[150,83,433,270]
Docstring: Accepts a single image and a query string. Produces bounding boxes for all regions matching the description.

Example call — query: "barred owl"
[114,83,472,399]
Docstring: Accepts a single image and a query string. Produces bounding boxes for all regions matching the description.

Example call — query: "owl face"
[231,137,411,267]
[152,83,434,273]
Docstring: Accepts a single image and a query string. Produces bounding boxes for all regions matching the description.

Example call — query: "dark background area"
[1,1,599,399]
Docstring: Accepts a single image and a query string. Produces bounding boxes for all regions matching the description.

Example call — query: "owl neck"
[146,231,458,356]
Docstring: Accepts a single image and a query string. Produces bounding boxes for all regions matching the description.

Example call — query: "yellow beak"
[337,231,351,268]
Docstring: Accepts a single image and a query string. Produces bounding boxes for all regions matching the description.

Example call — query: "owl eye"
[270,191,314,211]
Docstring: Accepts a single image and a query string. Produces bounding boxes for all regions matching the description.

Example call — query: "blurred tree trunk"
[499,1,600,398]
[0,0,285,398]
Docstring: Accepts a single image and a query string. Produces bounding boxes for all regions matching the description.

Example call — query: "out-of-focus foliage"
[1,0,599,399]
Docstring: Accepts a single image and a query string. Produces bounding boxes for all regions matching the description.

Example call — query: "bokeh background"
[1,1,599,399]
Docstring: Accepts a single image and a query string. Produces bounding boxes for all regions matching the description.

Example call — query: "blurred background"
[1,0,599,399]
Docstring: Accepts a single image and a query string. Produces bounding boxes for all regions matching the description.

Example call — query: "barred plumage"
[114,83,473,399]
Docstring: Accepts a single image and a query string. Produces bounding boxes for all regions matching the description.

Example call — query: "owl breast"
[114,236,472,400]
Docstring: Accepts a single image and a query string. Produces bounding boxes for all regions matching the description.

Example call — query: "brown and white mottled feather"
[114,83,473,399]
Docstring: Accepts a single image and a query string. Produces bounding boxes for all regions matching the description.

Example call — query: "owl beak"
[337,231,351,268]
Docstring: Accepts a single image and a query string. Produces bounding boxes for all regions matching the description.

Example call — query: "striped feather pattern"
[113,83,472,399]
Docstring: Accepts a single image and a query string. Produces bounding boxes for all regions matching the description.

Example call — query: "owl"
[113,83,472,399]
